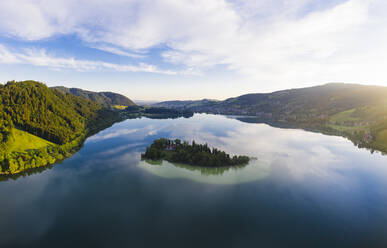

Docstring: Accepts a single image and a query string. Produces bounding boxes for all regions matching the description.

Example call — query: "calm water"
[2,114,387,248]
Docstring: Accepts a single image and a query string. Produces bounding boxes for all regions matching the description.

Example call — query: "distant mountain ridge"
[52,86,136,107]
[153,83,387,153]
[213,83,387,116]
[153,99,219,112]
[134,100,160,106]
[155,83,387,117]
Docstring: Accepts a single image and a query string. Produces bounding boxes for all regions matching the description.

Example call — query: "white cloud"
[87,128,140,141]
[0,1,55,40]
[0,0,386,89]
[0,45,20,63]
[0,44,178,74]
[91,45,147,58]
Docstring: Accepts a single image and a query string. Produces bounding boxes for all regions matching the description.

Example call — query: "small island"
[141,138,250,167]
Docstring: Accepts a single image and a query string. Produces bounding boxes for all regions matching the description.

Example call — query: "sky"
[0,0,386,100]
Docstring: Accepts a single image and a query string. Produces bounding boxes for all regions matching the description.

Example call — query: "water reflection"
[0,164,55,182]
[2,114,387,247]
[139,159,269,185]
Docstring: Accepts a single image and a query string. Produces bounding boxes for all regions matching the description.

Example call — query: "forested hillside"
[155,83,387,154]
[159,83,387,117]
[121,106,193,119]
[52,86,135,108]
[0,80,121,174]
[212,83,387,117]
[153,99,219,112]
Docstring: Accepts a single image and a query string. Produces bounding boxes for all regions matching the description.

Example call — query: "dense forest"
[142,138,250,167]
[122,106,193,119]
[0,80,123,174]
[153,99,219,112]
[52,86,135,108]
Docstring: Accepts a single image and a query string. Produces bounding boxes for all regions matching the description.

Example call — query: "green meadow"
[8,128,55,152]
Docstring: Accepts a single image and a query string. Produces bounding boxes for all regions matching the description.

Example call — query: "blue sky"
[0,0,386,100]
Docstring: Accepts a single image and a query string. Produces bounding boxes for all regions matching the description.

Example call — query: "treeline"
[52,86,136,107]
[0,111,13,144]
[0,115,119,175]
[0,134,83,174]
[0,81,106,144]
[0,80,122,174]
[122,106,193,119]
[142,138,250,167]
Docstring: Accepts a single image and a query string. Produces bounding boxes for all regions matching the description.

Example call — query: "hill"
[156,83,387,154]
[121,106,193,119]
[153,99,219,112]
[134,100,160,106]
[158,83,387,116]
[212,83,387,117]
[0,80,122,174]
[52,86,136,108]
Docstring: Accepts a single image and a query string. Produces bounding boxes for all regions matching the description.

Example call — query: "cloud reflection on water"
[3,114,387,247]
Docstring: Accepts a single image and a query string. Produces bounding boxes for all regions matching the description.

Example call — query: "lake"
[2,113,387,248]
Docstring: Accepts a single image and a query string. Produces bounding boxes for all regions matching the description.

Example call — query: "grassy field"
[373,130,387,152]
[326,108,368,135]
[326,124,365,134]
[329,109,360,124]
[113,105,128,110]
[8,128,55,152]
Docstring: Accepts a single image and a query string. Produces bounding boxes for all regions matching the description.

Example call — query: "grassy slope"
[327,109,368,133]
[318,100,387,153]
[113,105,128,110]
[329,109,359,123]
[8,128,54,152]
[0,81,124,175]
[210,84,387,154]
[374,130,387,151]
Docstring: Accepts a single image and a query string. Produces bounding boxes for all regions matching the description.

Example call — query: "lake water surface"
[2,114,387,247]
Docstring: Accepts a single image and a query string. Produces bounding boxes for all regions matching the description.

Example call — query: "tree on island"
[141,138,250,167]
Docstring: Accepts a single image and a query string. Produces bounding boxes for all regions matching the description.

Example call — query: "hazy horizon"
[0,80,379,102]
[1,0,387,100]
